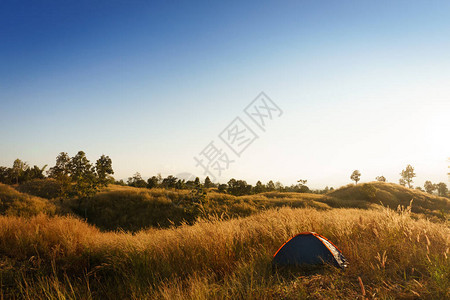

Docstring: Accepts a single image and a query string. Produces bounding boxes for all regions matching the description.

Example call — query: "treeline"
[422,181,449,197]
[123,172,333,196]
[0,160,47,185]
[1,155,448,198]
[0,151,114,199]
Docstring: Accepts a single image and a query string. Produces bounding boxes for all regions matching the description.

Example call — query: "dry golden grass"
[329,182,449,221]
[0,205,448,299]
[0,183,56,217]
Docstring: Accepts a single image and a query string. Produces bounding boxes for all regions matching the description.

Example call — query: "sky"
[1,0,449,188]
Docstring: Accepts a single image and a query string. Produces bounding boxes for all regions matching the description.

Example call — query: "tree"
[48,152,72,198]
[128,172,147,188]
[115,179,126,186]
[254,180,265,194]
[69,151,97,198]
[0,167,12,184]
[400,164,416,188]
[436,182,448,197]
[95,155,114,186]
[351,170,361,185]
[162,175,178,189]
[204,176,212,188]
[27,165,48,180]
[275,181,283,192]
[399,178,406,187]
[297,179,307,185]
[296,179,310,193]
[12,159,28,184]
[175,179,185,189]
[424,181,436,194]
[227,179,252,196]
[376,176,386,182]
[218,184,227,193]
[47,151,113,199]
[266,180,275,191]
[194,177,200,187]
[147,176,159,189]
[48,152,71,178]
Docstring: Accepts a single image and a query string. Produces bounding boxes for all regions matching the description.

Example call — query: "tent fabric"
[273,232,348,268]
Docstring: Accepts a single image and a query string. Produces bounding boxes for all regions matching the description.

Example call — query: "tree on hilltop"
[48,151,114,199]
[376,176,386,182]
[69,151,97,199]
[351,170,361,185]
[48,152,72,197]
[95,155,114,186]
[400,164,416,188]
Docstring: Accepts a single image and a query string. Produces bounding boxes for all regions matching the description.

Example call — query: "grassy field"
[0,206,448,299]
[53,182,450,230]
[0,181,449,299]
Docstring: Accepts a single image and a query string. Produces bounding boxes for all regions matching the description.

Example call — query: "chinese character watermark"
[193,141,234,181]
[192,92,283,182]
[219,117,258,157]
[244,92,283,131]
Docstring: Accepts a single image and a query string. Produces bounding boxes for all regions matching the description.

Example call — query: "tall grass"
[0,183,56,217]
[1,206,448,299]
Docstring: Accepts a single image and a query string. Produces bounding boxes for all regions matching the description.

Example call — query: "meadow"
[0,181,449,299]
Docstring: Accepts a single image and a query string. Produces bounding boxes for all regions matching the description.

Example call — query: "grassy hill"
[68,185,339,231]
[1,181,449,298]
[0,183,56,217]
[10,180,449,231]
[328,182,449,220]
[0,206,448,299]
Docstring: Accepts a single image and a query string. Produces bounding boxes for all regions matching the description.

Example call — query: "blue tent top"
[273,232,348,268]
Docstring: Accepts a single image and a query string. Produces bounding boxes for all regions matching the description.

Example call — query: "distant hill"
[0,183,56,217]
[5,180,449,230]
[327,182,449,220]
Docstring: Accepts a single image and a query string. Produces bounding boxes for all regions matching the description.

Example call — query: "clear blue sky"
[1,1,449,188]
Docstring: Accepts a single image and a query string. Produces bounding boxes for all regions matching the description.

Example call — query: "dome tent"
[273,232,348,268]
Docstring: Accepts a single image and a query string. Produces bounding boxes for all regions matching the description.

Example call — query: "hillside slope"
[328,182,449,220]
[0,183,56,217]
[7,180,449,230]
[70,185,331,231]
